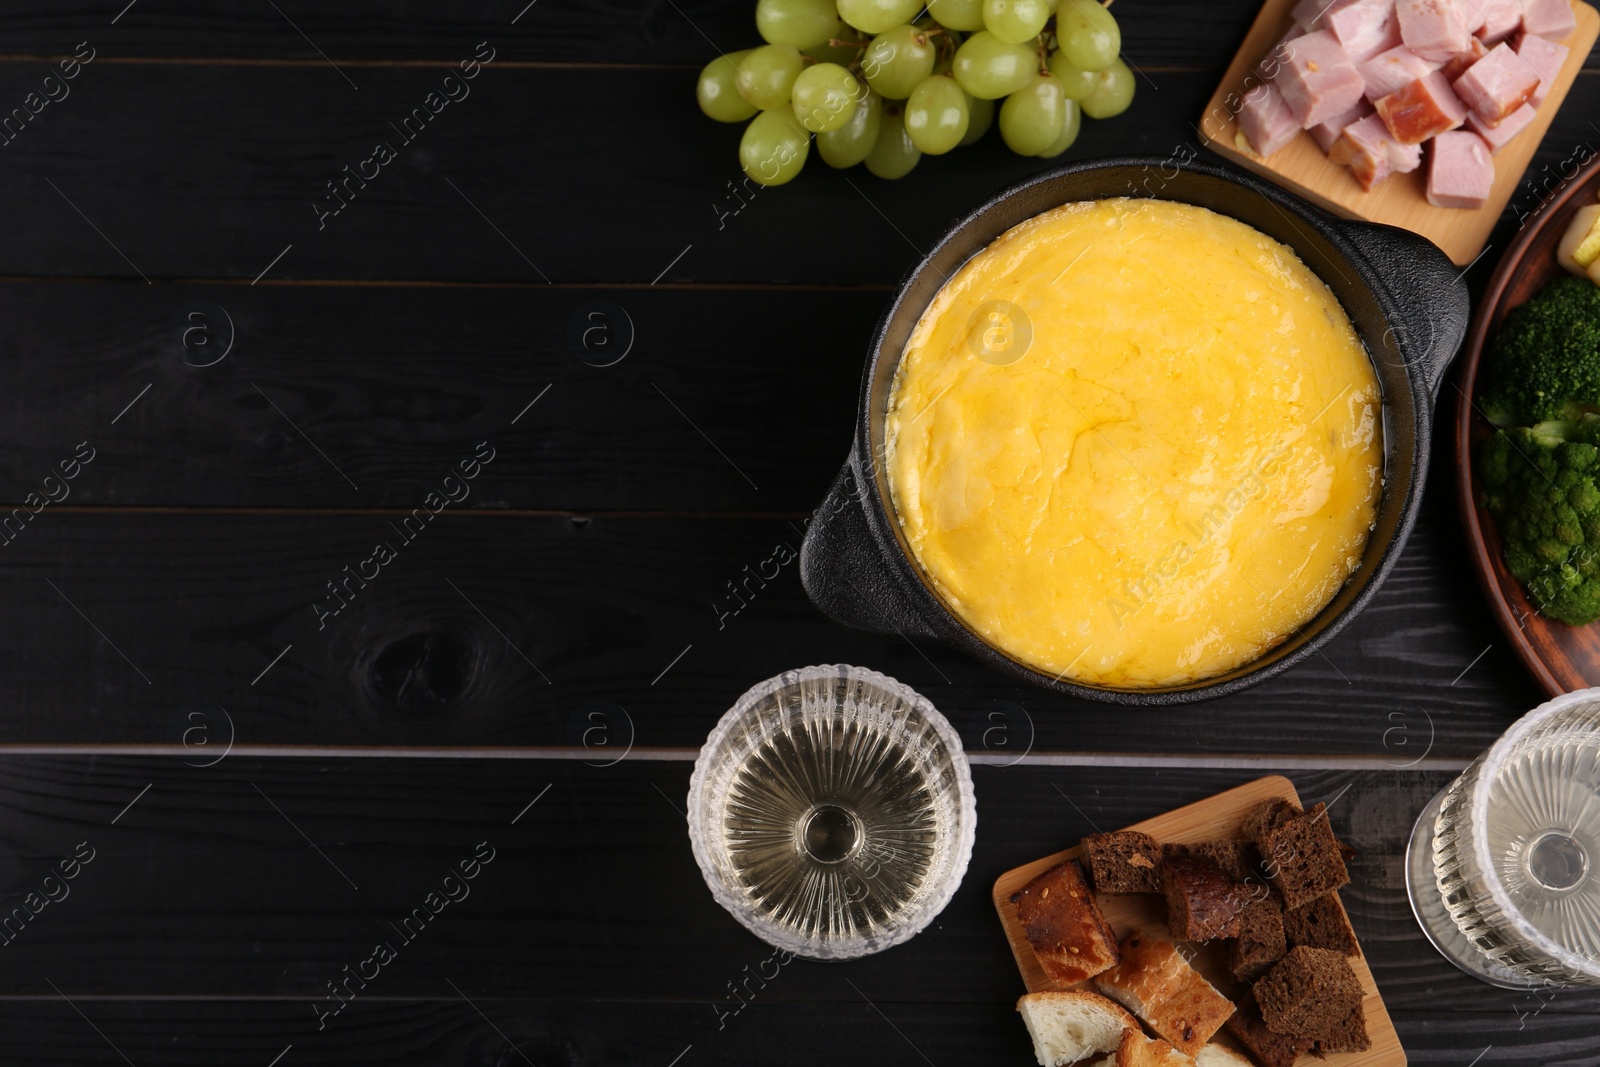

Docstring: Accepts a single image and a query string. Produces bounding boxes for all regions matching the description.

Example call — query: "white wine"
[689,665,975,960]
[1408,692,1600,988]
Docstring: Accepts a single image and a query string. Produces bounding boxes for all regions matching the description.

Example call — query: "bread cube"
[1012,860,1122,985]
[1254,946,1364,1039]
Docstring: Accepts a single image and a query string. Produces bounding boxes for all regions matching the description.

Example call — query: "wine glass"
[1406,687,1600,988]
[687,664,976,960]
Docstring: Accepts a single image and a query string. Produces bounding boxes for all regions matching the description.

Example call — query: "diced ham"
[1293,0,1365,31]
[1475,0,1525,43]
[1440,35,1488,81]
[1274,30,1369,127]
[1376,70,1467,141]
[1311,98,1375,150]
[1518,31,1570,105]
[1452,41,1540,120]
[1327,0,1402,61]
[1521,0,1577,39]
[1256,25,1309,79]
[1331,114,1400,187]
[1458,0,1487,34]
[1465,101,1537,151]
[1359,44,1441,99]
[1397,0,1472,60]
[1239,82,1303,156]
[1427,129,1495,207]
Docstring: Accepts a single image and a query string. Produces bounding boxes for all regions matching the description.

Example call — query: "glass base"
[1405,783,1540,990]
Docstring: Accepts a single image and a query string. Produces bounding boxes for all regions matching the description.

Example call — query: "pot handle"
[1337,220,1470,399]
[799,456,941,640]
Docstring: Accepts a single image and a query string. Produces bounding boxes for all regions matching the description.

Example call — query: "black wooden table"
[0,2,1596,1063]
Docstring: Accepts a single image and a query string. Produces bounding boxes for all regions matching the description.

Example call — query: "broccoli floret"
[1478,277,1600,427]
[1480,422,1600,625]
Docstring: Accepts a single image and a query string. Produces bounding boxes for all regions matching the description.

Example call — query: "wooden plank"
[0,508,1544,753]
[0,65,1590,283]
[0,1000,1589,1066]
[993,777,1403,1067]
[0,1,1267,68]
[2,759,1599,1022]
[1200,1,1599,266]
[0,281,873,510]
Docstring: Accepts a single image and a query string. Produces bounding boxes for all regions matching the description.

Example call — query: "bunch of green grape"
[696,0,1135,186]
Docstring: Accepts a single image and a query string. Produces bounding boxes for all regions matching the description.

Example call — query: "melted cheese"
[885,198,1383,688]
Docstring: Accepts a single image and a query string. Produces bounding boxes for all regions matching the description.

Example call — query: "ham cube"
[1397,0,1472,60]
[1476,0,1525,43]
[1331,114,1398,187]
[1274,30,1368,127]
[1452,41,1540,120]
[1518,31,1570,105]
[1459,0,1487,33]
[1521,0,1577,38]
[1256,25,1308,79]
[1440,35,1488,81]
[1359,44,1440,99]
[1376,70,1467,141]
[1293,0,1364,31]
[1239,82,1303,156]
[1465,102,1537,151]
[1427,129,1495,207]
[1328,0,1402,61]
[1311,99,1375,150]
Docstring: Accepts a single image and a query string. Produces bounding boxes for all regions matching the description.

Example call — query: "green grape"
[1047,48,1099,100]
[838,0,923,34]
[697,50,759,122]
[960,92,995,143]
[1080,57,1135,118]
[736,44,806,109]
[904,74,969,154]
[999,71,1065,155]
[982,0,1050,44]
[928,0,987,30]
[756,0,844,48]
[1036,98,1081,157]
[793,62,863,132]
[1057,0,1121,71]
[818,89,884,166]
[951,30,1038,99]
[740,106,812,186]
[865,108,921,177]
[862,25,937,98]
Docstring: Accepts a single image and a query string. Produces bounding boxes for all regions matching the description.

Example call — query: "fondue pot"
[799,155,1469,705]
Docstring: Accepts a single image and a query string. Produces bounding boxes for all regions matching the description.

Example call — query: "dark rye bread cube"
[1082,830,1163,893]
[1253,802,1350,910]
[1283,893,1360,957]
[1254,947,1363,1039]
[1162,852,1249,941]
[1163,840,1260,883]
[1229,893,1287,981]
[1011,860,1121,985]
[1310,1002,1371,1055]
[1223,989,1310,1067]
[1242,798,1301,842]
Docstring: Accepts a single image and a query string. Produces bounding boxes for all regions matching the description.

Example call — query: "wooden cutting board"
[1198,0,1599,266]
[992,776,1405,1066]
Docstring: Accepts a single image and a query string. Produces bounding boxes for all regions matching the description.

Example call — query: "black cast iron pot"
[799,155,1469,705]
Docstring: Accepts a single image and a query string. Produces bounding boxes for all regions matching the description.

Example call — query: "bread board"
[992,776,1405,1067]
[1197,0,1599,266]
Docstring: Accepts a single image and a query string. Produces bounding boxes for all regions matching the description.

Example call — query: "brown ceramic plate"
[1454,153,1600,697]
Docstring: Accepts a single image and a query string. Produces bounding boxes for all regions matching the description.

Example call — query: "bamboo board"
[1198,0,1599,266]
[992,776,1405,1067]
